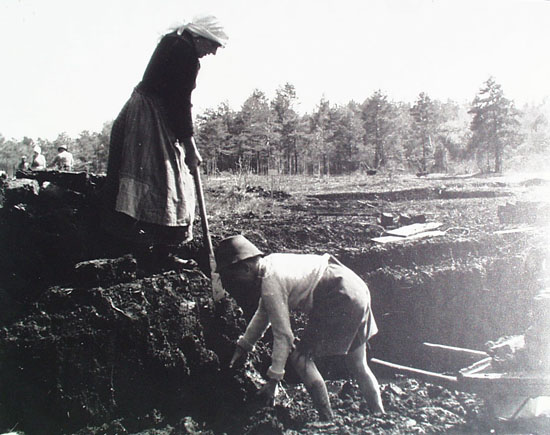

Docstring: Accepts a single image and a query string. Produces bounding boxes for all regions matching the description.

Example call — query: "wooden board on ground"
[385,222,443,237]
[371,229,446,244]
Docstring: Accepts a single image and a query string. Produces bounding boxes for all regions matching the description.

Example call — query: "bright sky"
[1,0,549,141]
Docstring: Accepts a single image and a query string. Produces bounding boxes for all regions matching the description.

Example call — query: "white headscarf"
[174,14,228,47]
[33,145,42,154]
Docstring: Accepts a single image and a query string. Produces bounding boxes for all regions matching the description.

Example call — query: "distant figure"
[30,145,46,170]
[101,15,228,270]
[51,145,74,171]
[18,155,29,171]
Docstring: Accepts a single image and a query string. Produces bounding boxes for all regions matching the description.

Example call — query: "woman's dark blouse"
[136,30,199,140]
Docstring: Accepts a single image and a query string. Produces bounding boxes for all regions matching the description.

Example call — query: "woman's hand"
[258,378,279,407]
[180,136,203,170]
[229,344,248,368]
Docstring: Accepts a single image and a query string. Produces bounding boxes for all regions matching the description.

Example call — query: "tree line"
[1,77,548,177]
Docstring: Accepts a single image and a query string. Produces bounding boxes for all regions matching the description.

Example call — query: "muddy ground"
[0,171,549,434]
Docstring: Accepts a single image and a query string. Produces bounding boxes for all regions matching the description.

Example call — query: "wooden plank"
[458,357,493,376]
[371,230,446,244]
[493,227,536,235]
[408,230,446,240]
[385,222,443,237]
[371,358,458,383]
[423,342,489,358]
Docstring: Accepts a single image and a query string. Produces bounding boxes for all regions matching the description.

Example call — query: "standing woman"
[30,145,46,170]
[101,15,227,270]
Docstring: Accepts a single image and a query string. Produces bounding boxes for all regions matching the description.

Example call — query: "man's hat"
[215,235,263,272]
[58,145,67,151]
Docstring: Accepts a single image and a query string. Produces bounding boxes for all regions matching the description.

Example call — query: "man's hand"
[229,344,248,368]
[257,378,279,407]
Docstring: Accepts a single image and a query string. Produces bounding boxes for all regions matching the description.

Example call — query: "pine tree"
[410,93,439,173]
[361,90,395,169]
[468,77,520,173]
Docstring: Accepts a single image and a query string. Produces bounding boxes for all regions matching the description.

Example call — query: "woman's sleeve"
[237,299,270,351]
[165,38,199,140]
[261,281,295,380]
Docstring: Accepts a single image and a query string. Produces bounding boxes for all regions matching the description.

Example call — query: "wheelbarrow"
[371,340,550,421]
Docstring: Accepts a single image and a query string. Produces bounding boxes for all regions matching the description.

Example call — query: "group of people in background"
[18,144,74,172]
